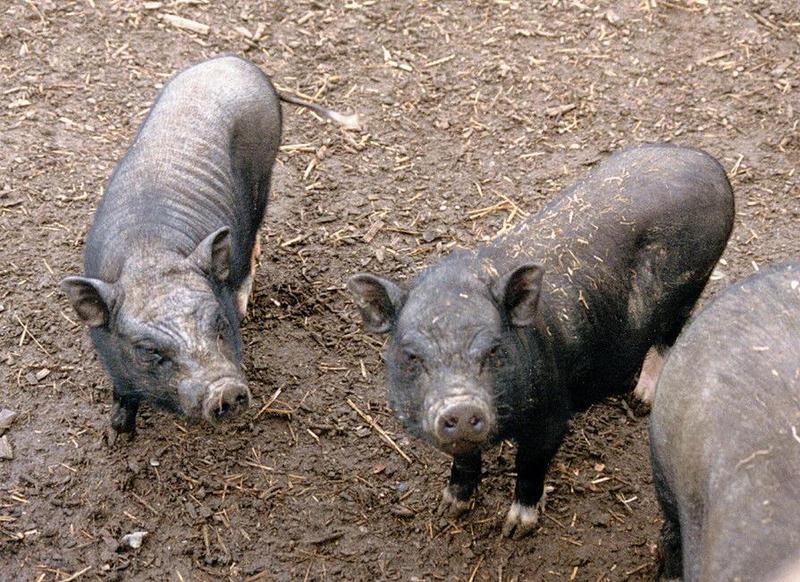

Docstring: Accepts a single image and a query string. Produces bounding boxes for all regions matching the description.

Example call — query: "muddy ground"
[1,0,798,580]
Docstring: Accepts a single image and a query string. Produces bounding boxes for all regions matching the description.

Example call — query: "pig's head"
[348,257,543,456]
[61,227,251,425]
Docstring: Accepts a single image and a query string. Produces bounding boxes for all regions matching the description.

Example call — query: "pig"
[61,55,355,437]
[649,260,800,581]
[773,556,800,582]
[348,143,734,538]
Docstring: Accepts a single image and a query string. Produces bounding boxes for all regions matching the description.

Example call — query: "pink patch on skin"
[236,237,262,319]
[634,345,666,404]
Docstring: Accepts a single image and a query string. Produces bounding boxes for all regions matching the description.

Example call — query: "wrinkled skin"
[349,144,735,538]
[75,245,247,434]
[650,260,800,581]
[62,56,282,436]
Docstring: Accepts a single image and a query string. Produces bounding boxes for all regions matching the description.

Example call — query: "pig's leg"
[502,441,560,539]
[633,344,666,404]
[659,515,683,580]
[236,237,261,319]
[633,287,699,405]
[110,388,139,437]
[437,450,481,517]
[653,453,683,579]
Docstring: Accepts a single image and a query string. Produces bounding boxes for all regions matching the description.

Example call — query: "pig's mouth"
[442,439,483,456]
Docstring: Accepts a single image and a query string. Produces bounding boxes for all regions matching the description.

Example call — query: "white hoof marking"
[502,488,549,539]
[437,486,471,518]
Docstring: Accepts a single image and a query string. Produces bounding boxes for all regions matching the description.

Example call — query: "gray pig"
[62,55,352,436]
[349,144,734,537]
[650,260,800,580]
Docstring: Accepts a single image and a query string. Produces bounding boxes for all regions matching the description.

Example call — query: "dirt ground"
[1,0,798,580]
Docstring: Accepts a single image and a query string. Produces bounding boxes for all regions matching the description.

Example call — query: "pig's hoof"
[436,486,471,518]
[501,501,540,539]
[110,404,137,437]
[502,495,547,539]
[105,426,135,447]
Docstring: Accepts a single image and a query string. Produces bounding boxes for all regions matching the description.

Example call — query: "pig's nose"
[204,381,251,422]
[436,401,490,443]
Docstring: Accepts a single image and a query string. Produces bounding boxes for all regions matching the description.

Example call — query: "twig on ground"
[346,398,412,464]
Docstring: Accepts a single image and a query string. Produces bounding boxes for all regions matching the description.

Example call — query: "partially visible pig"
[348,144,734,537]
[650,260,800,581]
[61,55,353,436]
[772,555,800,582]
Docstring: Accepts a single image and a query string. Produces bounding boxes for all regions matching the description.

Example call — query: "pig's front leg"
[502,441,559,539]
[109,387,139,441]
[437,450,481,517]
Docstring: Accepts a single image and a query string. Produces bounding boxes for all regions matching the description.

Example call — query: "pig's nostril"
[443,416,458,430]
[215,401,232,419]
[204,381,250,423]
[214,393,247,420]
[469,416,484,432]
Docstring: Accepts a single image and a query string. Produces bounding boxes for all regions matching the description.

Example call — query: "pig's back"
[86,56,281,281]
[650,260,800,582]
[489,144,734,398]
[501,143,733,295]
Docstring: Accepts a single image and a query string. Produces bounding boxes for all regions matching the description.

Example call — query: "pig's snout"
[203,378,251,423]
[431,397,493,453]
[437,402,489,441]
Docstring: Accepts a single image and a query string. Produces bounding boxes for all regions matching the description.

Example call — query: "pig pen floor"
[1,1,798,580]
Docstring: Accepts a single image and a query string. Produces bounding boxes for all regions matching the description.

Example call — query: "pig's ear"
[492,264,544,327]
[191,227,231,282]
[347,273,406,333]
[61,276,117,328]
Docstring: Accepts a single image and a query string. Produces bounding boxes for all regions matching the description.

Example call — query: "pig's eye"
[401,349,424,370]
[482,346,504,370]
[134,344,165,366]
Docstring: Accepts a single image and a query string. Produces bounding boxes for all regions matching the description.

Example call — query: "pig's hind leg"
[633,345,666,404]
[632,288,703,405]
[437,451,481,517]
[652,449,683,579]
[235,237,261,319]
[629,247,705,405]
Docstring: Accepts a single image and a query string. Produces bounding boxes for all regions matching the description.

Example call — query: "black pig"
[348,144,734,537]
[62,55,354,436]
[650,260,800,581]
